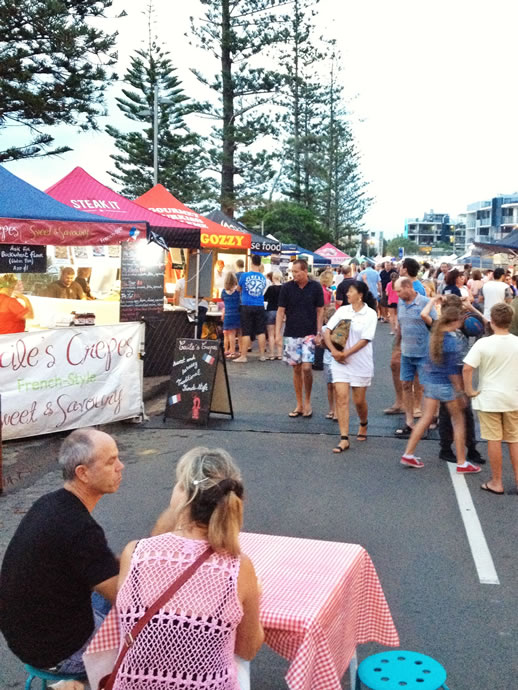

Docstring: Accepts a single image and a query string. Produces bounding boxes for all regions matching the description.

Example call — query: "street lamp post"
[152,82,158,186]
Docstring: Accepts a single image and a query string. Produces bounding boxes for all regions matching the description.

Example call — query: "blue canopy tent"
[473,229,518,256]
[281,244,331,266]
[0,165,147,245]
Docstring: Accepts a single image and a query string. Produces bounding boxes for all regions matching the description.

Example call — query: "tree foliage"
[241,200,326,248]
[386,235,419,256]
[106,7,213,203]
[316,57,373,248]
[276,0,323,205]
[0,0,118,162]
[189,0,297,216]
[275,15,372,251]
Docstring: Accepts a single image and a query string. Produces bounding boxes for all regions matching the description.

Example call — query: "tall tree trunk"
[303,84,311,208]
[292,0,302,203]
[325,61,335,237]
[221,0,235,217]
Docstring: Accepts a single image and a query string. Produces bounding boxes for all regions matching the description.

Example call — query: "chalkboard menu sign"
[164,339,233,425]
[0,245,46,273]
[120,240,165,321]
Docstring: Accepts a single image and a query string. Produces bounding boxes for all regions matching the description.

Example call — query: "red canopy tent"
[134,185,251,251]
[45,168,200,248]
[314,242,351,265]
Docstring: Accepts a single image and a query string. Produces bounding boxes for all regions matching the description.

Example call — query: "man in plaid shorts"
[275,260,324,418]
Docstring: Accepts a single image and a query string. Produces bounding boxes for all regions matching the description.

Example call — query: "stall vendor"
[44,267,85,300]
[0,274,34,334]
[213,259,226,298]
[74,267,94,300]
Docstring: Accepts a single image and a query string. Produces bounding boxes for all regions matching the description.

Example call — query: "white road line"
[447,463,500,585]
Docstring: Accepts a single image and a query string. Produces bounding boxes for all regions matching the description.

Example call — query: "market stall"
[280,243,331,273]
[314,242,351,266]
[0,165,150,440]
[134,186,252,302]
[473,230,518,268]
[45,168,205,376]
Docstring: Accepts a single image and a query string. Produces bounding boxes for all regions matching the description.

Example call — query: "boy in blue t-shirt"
[234,255,267,363]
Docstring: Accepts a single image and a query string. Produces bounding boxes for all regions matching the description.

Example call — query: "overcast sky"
[4,0,518,237]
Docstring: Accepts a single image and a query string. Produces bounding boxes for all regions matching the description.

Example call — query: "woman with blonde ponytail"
[400,304,482,474]
[113,448,263,690]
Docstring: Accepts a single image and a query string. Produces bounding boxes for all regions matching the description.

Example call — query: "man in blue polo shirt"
[395,277,437,436]
[234,254,267,363]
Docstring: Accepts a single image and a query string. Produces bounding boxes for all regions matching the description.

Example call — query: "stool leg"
[442,685,450,690]
[25,675,34,690]
[40,679,47,690]
[349,651,358,690]
[355,669,361,689]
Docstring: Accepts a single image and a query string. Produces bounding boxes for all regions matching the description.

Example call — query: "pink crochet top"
[114,533,243,689]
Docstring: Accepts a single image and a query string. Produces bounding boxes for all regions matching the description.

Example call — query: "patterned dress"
[114,534,243,689]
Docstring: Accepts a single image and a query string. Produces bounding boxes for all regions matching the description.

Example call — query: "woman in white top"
[324,281,378,453]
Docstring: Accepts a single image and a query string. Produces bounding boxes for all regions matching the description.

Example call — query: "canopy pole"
[195,249,200,339]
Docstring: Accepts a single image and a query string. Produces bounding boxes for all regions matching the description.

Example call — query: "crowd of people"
[214,255,518,489]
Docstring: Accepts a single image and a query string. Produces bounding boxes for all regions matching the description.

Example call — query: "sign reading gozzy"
[200,232,249,249]
[0,323,144,440]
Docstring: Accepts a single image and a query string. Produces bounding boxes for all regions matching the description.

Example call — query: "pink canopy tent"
[314,242,350,265]
[46,167,201,248]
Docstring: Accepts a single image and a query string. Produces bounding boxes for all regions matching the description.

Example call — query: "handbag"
[329,318,352,351]
[98,546,214,690]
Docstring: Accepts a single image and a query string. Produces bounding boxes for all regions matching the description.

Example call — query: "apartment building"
[465,194,518,246]
[404,212,453,247]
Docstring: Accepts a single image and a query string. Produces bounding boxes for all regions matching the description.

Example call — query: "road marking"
[447,463,500,585]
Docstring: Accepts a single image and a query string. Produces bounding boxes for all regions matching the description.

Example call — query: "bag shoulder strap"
[101,545,213,690]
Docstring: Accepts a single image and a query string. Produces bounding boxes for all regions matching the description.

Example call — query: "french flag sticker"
[169,394,181,405]
[203,354,215,365]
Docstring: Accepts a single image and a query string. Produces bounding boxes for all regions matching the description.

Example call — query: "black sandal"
[333,435,350,453]
[394,424,413,438]
[357,420,368,441]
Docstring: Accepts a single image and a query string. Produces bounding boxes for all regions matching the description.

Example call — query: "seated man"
[0,429,123,676]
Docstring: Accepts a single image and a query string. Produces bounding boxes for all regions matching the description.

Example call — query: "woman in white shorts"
[324,281,378,453]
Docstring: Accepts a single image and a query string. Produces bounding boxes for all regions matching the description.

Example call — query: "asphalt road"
[1,321,517,689]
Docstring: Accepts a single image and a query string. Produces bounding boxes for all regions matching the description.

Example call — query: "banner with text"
[0,322,144,440]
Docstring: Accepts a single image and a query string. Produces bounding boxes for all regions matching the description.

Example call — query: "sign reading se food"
[0,322,144,440]
[0,244,47,273]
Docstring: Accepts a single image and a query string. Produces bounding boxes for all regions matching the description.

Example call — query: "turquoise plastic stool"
[24,664,86,689]
[356,651,449,690]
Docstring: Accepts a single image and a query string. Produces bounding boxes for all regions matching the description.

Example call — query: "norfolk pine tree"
[0,0,118,162]
[106,5,213,202]
[189,0,297,217]
[317,55,373,251]
[276,0,324,206]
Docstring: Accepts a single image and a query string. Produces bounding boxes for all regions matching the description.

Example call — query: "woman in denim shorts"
[400,305,481,474]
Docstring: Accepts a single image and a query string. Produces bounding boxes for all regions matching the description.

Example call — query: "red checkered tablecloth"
[86,532,399,690]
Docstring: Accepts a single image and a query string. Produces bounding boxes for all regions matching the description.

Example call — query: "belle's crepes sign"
[0,323,144,440]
